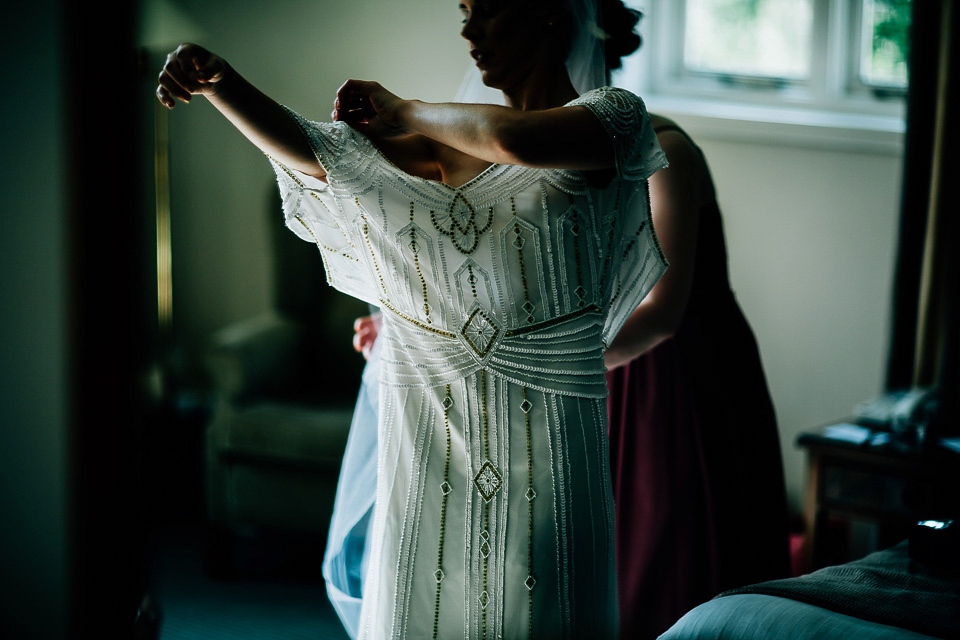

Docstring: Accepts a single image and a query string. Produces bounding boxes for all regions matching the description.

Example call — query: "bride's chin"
[479,70,505,90]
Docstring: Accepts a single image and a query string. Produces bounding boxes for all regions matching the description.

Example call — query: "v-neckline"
[435,161,502,191]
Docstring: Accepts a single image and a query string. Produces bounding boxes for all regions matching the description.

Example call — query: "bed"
[658,540,960,640]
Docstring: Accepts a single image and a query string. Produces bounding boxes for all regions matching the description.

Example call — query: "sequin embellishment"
[430,192,493,254]
[473,460,503,502]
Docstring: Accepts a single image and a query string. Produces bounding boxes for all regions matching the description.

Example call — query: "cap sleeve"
[568,87,667,181]
[266,107,380,305]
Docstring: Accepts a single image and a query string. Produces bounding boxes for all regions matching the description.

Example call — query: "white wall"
[692,136,901,514]
[154,0,903,515]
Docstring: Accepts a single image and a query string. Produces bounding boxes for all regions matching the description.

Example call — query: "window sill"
[640,94,906,156]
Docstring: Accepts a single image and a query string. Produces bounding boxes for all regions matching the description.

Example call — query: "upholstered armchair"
[202,186,369,575]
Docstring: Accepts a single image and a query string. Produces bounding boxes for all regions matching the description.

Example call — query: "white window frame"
[613,0,906,154]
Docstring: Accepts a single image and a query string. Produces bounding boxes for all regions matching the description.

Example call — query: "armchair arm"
[205,311,303,402]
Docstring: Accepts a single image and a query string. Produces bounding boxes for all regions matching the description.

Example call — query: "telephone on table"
[854,387,940,451]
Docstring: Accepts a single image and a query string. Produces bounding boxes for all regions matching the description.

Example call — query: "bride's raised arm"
[333,79,617,172]
[156,43,326,180]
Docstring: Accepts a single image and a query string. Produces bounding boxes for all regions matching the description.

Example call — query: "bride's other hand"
[333,79,411,138]
[157,43,228,109]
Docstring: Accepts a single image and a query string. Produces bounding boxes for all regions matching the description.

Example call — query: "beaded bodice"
[272,87,667,396]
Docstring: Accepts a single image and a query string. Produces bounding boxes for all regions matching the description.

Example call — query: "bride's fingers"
[159,63,198,101]
[157,69,193,103]
[165,52,202,87]
[156,85,176,109]
[192,54,224,83]
[333,96,365,121]
[156,43,225,107]
[336,79,377,105]
[348,91,366,109]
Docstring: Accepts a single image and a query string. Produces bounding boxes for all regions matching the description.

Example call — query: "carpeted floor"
[150,525,350,640]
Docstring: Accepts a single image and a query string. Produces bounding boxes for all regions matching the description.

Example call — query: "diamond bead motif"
[525,576,536,591]
[440,481,452,496]
[460,307,500,358]
[520,399,532,414]
[525,487,537,502]
[473,461,503,502]
[480,541,491,558]
[479,590,489,609]
[434,569,444,583]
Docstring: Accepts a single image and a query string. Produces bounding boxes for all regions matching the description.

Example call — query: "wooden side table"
[797,425,959,573]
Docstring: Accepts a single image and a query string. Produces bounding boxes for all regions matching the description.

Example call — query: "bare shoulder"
[649,114,691,149]
[647,114,713,201]
[649,113,678,131]
[647,115,700,166]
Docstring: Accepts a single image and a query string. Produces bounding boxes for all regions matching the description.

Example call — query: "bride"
[158,1,670,637]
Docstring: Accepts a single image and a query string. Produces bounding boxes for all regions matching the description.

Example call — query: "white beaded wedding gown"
[270,87,667,639]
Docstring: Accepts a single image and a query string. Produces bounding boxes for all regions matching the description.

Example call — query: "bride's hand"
[156,43,228,109]
[333,79,411,138]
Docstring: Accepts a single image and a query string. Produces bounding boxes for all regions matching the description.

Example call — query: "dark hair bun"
[601,0,643,70]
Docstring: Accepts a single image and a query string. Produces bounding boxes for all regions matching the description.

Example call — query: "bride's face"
[458,0,559,91]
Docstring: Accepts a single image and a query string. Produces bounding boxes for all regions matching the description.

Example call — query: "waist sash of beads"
[377,300,609,399]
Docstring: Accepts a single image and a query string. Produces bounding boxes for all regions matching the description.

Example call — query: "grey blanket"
[719,542,960,639]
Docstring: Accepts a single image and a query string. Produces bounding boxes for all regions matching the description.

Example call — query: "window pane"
[684,0,813,80]
[859,0,910,87]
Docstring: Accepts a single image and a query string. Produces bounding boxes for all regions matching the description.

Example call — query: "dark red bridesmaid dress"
[606,126,791,639]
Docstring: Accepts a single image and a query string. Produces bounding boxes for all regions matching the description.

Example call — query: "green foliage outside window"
[864,0,911,87]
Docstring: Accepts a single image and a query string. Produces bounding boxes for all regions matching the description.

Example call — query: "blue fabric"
[322,337,380,639]
[658,594,940,640]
